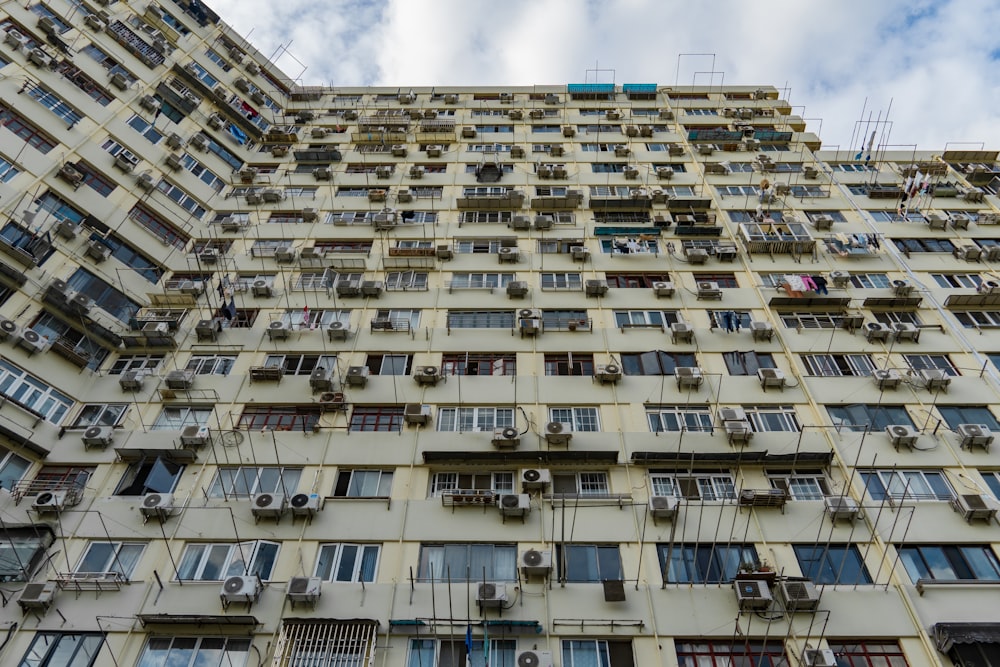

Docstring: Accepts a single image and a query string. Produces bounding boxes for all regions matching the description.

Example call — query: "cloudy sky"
[208,0,1000,153]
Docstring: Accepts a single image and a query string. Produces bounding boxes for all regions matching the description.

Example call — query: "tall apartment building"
[2,2,1000,667]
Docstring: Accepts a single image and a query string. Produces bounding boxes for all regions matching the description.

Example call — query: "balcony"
[456,190,525,210]
[738,222,815,257]
[823,233,879,258]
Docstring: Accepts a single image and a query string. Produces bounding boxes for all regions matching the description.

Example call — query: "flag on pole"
[483,621,489,667]
[465,625,473,667]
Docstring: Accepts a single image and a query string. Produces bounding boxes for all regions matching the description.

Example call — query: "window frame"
[314,543,380,583]
[176,540,280,581]
[556,544,623,583]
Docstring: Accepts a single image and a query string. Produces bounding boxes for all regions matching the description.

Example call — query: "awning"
[945,293,1000,309]
[632,451,833,467]
[768,296,851,309]
[622,84,657,94]
[934,623,1000,652]
[567,83,615,94]
[863,297,923,310]
[137,614,258,628]
[423,451,619,465]
[115,448,198,463]
[484,620,543,634]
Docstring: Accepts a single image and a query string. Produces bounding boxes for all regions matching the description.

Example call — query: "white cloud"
[207,0,1000,150]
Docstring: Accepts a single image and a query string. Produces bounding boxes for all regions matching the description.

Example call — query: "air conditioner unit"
[521,468,551,489]
[725,420,753,444]
[892,322,919,341]
[492,427,520,449]
[165,369,195,389]
[570,245,590,261]
[748,321,773,341]
[426,144,442,157]
[29,47,53,68]
[245,192,263,205]
[649,495,679,519]
[545,421,573,445]
[516,651,553,667]
[251,493,286,520]
[757,368,786,390]
[498,493,530,517]
[220,575,262,604]
[670,322,694,343]
[954,494,1000,522]
[16,329,47,355]
[180,425,211,447]
[252,280,273,297]
[360,280,384,297]
[594,364,622,384]
[685,248,709,263]
[803,649,837,667]
[717,407,745,423]
[140,492,174,519]
[345,366,370,387]
[196,319,220,341]
[290,493,322,516]
[824,272,850,291]
[17,582,57,612]
[498,247,519,263]
[885,424,919,449]
[675,366,704,389]
[891,279,914,296]
[267,320,291,340]
[404,403,432,425]
[32,491,68,512]
[978,280,1000,295]
[519,318,541,336]
[476,582,508,607]
[872,368,901,389]
[520,549,552,575]
[80,425,114,449]
[697,281,722,299]
[261,189,283,203]
[287,576,322,604]
[312,166,332,180]
[336,281,361,297]
[956,245,982,262]
[307,367,334,392]
[507,281,529,297]
[777,579,821,612]
[245,61,260,75]
[735,579,772,611]
[957,423,994,450]
[865,322,892,342]
[414,366,441,386]
[917,368,951,391]
[197,248,219,264]
[326,321,351,341]
[208,113,226,130]
[190,134,209,151]
[652,281,675,297]
[4,29,25,51]
[140,95,161,113]
[119,370,145,391]
[824,496,860,522]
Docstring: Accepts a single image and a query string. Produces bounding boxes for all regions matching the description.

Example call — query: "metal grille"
[272,619,378,667]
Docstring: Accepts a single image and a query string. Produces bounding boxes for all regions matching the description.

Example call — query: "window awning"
[768,297,851,309]
[945,293,1000,309]
[137,614,258,628]
[631,451,832,467]
[567,84,615,94]
[423,451,619,465]
[484,620,543,634]
[622,84,657,94]
[115,448,198,463]
[863,297,923,310]
[594,227,661,236]
[934,623,1000,652]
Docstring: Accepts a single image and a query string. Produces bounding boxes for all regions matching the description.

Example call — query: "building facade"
[1,1,1000,666]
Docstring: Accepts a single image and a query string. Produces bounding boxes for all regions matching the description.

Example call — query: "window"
[779,312,847,329]
[442,353,515,376]
[894,238,955,254]
[861,469,952,501]
[675,641,786,667]
[745,405,800,432]
[955,311,1000,328]
[276,621,378,667]
[937,406,1000,431]
[544,353,594,376]
[418,544,517,581]
[67,268,142,322]
[604,273,670,288]
[450,273,514,290]
[438,407,514,432]
[827,405,913,432]
[827,643,907,667]
[366,354,413,376]
[659,544,759,583]
[128,204,190,250]
[430,472,514,496]
[0,153,22,183]
[264,354,337,376]
[185,355,236,376]
[134,638,251,667]
[16,632,104,667]
[693,273,738,288]
[985,471,1000,500]
[177,540,279,581]
[549,407,599,432]
[281,308,349,330]
[873,311,921,326]
[723,351,776,376]
[540,272,582,290]
[24,82,82,126]
[563,641,634,667]
[649,471,735,500]
[349,406,404,432]
[407,638,516,667]
[556,545,623,582]
[447,310,516,329]
[898,545,1000,583]
[115,456,184,496]
[151,406,212,430]
[372,308,420,331]
[801,354,875,377]
[793,544,872,585]
[932,273,983,289]
[334,470,393,498]
[767,471,830,500]
[646,406,713,433]
[614,310,680,328]
[1,105,57,153]
[0,445,31,492]
[386,271,429,290]
[75,541,144,579]
[209,467,302,499]
[552,472,609,496]
[0,359,74,424]
[620,351,696,375]
[1,526,55,583]
[237,405,322,431]
[315,544,379,582]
